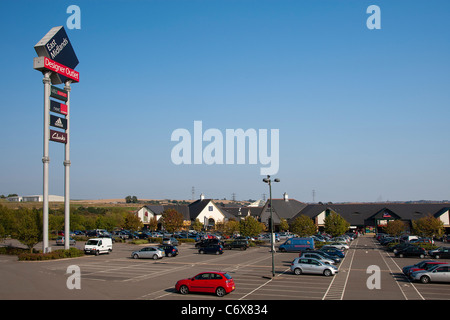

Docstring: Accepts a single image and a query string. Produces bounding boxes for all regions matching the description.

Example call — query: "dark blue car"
[319,246,345,258]
[159,245,179,257]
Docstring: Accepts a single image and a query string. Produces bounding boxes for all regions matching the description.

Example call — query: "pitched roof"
[293,202,450,225]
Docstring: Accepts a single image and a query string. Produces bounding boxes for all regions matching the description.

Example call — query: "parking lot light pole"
[263,175,280,278]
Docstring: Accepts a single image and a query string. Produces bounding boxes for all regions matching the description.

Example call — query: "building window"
[209,206,213,211]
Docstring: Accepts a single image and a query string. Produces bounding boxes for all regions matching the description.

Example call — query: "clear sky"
[1,0,449,203]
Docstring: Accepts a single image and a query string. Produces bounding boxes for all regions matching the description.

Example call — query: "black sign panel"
[50,100,68,115]
[50,114,67,130]
[34,26,79,84]
[50,86,68,102]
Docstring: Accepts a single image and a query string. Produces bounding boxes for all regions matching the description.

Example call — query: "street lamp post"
[263,175,280,278]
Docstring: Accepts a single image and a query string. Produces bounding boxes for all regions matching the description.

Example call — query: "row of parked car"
[376,233,449,259]
[402,260,450,284]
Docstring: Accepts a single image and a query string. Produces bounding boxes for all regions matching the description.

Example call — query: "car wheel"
[399,253,404,258]
[152,254,158,260]
[216,287,226,297]
[215,251,220,255]
[179,285,189,295]
[420,275,430,284]
[168,253,173,257]
[419,254,425,259]
[95,250,100,256]
[294,268,302,275]
[133,254,139,259]
[323,269,332,277]
[199,250,205,254]
[435,254,441,259]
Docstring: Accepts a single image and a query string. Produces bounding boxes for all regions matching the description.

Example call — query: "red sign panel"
[50,129,67,144]
[50,100,68,115]
[33,56,79,83]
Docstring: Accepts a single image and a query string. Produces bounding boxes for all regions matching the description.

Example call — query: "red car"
[175,271,235,297]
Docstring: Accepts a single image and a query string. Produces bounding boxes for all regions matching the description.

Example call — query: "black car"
[159,244,179,257]
[388,243,412,253]
[395,246,426,258]
[195,238,222,248]
[223,240,249,250]
[428,247,450,259]
[198,244,224,255]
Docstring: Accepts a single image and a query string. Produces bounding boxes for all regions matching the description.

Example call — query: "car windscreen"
[86,240,99,245]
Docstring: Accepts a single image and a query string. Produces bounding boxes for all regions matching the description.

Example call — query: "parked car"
[195,238,222,248]
[304,250,341,263]
[84,237,113,255]
[411,238,434,245]
[199,244,224,255]
[402,260,436,276]
[325,242,349,250]
[175,271,235,297]
[395,246,427,258]
[299,252,336,265]
[158,245,179,257]
[319,246,345,258]
[131,246,164,259]
[428,247,450,259]
[162,237,179,246]
[223,240,249,250]
[405,261,447,278]
[410,264,450,284]
[290,257,338,276]
[278,237,315,252]
[55,236,76,246]
[389,243,412,254]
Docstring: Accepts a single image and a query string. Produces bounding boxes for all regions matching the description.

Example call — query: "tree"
[122,212,143,232]
[412,215,444,238]
[125,195,138,203]
[223,219,240,237]
[148,217,158,232]
[324,212,350,237]
[160,209,184,234]
[239,216,264,238]
[290,215,317,237]
[191,218,203,232]
[279,218,289,232]
[0,205,15,242]
[13,207,42,252]
[383,220,406,238]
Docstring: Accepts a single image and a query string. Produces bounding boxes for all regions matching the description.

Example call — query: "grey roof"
[293,202,450,226]
[221,206,264,220]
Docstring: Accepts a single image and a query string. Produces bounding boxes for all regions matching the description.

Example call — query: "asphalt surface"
[1,235,449,302]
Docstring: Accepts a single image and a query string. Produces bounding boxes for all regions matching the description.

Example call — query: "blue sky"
[1,0,449,203]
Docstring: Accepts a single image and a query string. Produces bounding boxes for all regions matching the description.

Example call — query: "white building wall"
[197,201,225,225]
[438,210,450,226]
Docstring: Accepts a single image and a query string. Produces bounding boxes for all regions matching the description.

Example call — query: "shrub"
[17,248,84,261]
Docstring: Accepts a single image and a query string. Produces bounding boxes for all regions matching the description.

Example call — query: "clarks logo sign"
[50,130,67,144]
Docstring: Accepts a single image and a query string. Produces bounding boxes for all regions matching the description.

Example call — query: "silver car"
[411,264,450,284]
[131,246,164,260]
[299,252,336,265]
[291,257,338,276]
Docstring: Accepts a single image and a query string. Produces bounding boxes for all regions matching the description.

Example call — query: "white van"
[400,235,419,243]
[84,237,113,255]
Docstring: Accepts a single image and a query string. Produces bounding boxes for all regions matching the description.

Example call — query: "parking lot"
[1,235,449,301]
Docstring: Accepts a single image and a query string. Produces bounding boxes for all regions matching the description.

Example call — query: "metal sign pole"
[64,81,71,250]
[42,71,51,253]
